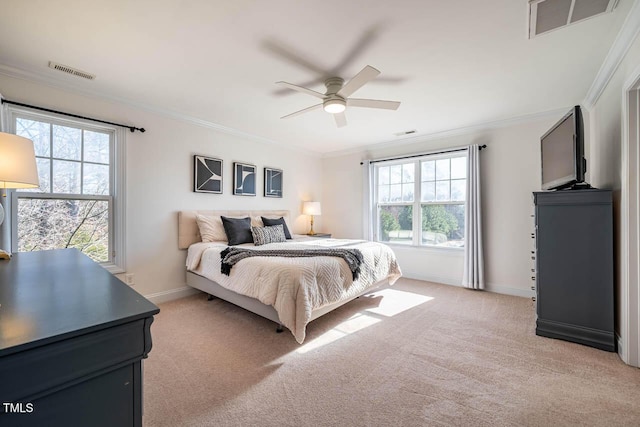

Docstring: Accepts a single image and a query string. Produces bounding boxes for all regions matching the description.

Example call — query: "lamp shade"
[303,201,321,216]
[0,132,39,189]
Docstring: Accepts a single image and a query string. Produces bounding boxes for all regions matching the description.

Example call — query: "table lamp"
[0,132,40,259]
[302,201,321,236]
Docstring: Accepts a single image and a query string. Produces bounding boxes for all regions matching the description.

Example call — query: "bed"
[178,210,401,343]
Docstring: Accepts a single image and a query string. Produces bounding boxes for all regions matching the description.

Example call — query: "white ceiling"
[0,0,633,154]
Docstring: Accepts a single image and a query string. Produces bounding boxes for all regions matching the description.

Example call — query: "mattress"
[186,236,401,343]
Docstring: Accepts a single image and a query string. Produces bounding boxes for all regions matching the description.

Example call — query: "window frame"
[6,107,126,273]
[373,151,467,249]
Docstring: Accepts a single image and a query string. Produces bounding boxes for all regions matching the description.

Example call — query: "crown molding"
[321,107,568,158]
[0,64,568,160]
[583,0,640,109]
[0,64,321,157]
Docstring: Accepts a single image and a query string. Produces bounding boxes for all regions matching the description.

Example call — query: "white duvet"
[186,237,402,343]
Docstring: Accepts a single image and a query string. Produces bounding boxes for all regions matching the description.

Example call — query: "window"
[7,110,125,271]
[377,163,414,245]
[374,152,467,248]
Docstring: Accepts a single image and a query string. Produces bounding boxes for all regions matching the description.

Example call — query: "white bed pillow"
[196,214,227,242]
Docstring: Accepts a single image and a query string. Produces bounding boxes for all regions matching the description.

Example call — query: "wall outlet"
[125,274,135,286]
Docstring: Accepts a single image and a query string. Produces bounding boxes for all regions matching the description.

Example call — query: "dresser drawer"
[0,319,145,403]
[1,363,138,427]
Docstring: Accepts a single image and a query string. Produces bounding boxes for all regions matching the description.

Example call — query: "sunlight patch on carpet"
[296,313,381,354]
[365,288,433,317]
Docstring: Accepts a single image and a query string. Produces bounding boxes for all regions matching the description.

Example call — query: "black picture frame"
[233,162,257,196]
[194,155,223,194]
[264,167,283,198]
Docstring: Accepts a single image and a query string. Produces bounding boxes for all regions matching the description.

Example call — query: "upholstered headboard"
[178,210,291,249]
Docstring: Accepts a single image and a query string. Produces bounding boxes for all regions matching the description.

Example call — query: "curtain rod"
[359,144,486,165]
[1,99,146,133]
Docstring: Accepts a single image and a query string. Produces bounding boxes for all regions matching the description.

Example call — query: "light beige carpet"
[143,278,640,426]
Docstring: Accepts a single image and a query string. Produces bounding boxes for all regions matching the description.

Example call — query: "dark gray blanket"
[220,247,364,280]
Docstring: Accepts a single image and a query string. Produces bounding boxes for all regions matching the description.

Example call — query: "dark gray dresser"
[0,249,159,426]
[533,189,615,351]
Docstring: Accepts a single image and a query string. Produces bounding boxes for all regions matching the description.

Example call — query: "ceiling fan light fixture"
[323,99,346,114]
[278,65,400,126]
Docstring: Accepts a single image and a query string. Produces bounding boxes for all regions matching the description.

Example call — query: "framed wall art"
[264,167,283,198]
[194,155,223,194]
[233,162,256,196]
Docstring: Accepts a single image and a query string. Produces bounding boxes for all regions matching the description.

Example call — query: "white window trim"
[6,107,126,273]
[373,151,467,250]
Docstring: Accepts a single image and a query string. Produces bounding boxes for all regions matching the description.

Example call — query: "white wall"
[322,118,562,297]
[0,74,323,301]
[589,30,640,188]
[588,29,640,365]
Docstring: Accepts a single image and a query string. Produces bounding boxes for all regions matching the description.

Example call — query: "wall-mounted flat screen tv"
[540,105,586,190]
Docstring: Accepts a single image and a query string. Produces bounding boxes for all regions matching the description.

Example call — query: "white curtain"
[463,144,484,289]
[362,160,374,240]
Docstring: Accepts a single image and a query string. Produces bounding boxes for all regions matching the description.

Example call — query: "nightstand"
[307,233,332,238]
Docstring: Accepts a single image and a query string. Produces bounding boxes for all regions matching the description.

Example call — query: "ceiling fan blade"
[276,81,326,99]
[334,112,347,128]
[273,77,326,96]
[337,65,380,98]
[281,103,323,119]
[331,24,381,75]
[262,39,330,77]
[347,98,401,110]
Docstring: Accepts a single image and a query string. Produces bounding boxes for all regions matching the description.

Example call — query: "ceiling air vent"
[394,129,417,137]
[48,61,96,80]
[529,0,619,38]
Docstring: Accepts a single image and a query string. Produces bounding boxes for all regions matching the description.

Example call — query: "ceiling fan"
[276,65,401,128]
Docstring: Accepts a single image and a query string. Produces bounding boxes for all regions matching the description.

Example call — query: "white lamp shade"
[0,132,39,189]
[303,201,322,216]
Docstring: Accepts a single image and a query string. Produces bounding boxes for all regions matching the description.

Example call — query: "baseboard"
[617,333,624,361]
[402,273,535,298]
[144,286,200,304]
[484,283,536,298]
[402,272,462,287]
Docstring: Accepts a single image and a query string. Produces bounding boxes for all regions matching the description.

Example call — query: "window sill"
[380,242,464,254]
[101,263,125,274]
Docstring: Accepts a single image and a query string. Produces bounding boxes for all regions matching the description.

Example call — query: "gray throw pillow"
[251,224,286,246]
[261,216,292,239]
[221,216,253,245]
